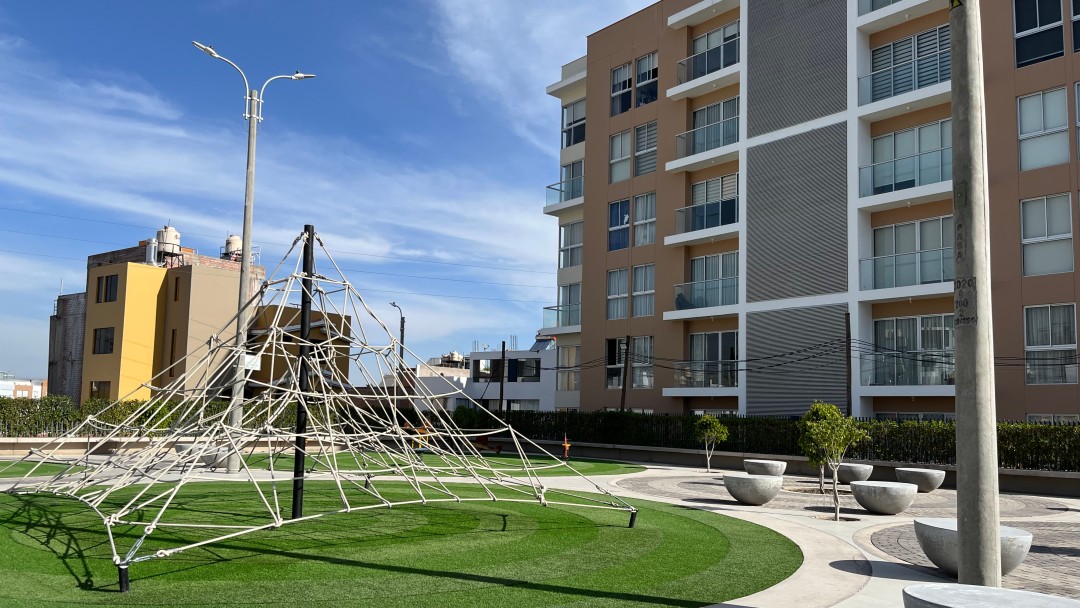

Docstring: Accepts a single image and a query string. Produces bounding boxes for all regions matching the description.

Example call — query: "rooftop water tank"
[224,234,243,260]
[157,225,181,256]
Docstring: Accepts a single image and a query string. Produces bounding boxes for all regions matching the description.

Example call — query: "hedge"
[4,398,1079,472]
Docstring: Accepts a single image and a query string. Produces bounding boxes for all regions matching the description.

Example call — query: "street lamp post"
[192,41,315,474]
[389,302,405,370]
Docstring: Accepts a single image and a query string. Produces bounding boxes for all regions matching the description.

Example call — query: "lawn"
[0,481,801,607]
[0,460,81,478]
[242,450,646,478]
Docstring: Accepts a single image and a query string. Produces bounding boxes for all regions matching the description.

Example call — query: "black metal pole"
[118,564,130,593]
[845,312,852,417]
[291,224,314,520]
[398,315,405,367]
[499,341,507,419]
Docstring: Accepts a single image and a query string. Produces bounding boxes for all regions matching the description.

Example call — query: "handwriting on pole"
[955,277,977,326]
[954,184,967,262]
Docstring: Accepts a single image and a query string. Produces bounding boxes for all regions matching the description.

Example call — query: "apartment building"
[542,0,1080,423]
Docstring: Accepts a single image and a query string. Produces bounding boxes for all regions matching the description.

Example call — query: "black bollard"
[628,510,638,529]
[118,565,130,593]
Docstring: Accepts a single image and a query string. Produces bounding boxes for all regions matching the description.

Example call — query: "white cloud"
[430,0,654,153]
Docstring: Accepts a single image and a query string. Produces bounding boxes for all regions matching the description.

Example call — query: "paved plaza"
[560,465,1080,607]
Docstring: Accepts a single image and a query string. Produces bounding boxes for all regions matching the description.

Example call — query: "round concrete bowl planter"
[912,518,1033,577]
[743,459,786,476]
[724,473,783,506]
[895,468,946,493]
[837,463,873,483]
[850,481,917,515]
[902,583,1080,608]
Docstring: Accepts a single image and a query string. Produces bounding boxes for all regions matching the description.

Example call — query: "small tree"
[694,415,730,473]
[803,403,869,521]
[799,401,843,494]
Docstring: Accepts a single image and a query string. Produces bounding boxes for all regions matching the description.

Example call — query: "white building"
[461,338,559,412]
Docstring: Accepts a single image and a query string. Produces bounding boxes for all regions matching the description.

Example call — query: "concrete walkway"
[546,464,1080,608]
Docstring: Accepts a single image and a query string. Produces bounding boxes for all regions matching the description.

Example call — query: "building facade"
[542,0,1080,422]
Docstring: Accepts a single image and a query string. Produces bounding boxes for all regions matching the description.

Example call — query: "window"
[1074,0,1080,51]
[687,97,738,155]
[89,380,111,400]
[610,131,631,183]
[632,336,653,389]
[169,328,178,377]
[173,276,180,302]
[687,331,738,387]
[608,199,630,251]
[864,26,950,104]
[1018,88,1068,171]
[633,193,655,246]
[95,274,118,303]
[559,160,583,201]
[515,359,541,383]
[1025,304,1078,384]
[562,98,586,148]
[677,252,737,309]
[1028,413,1080,423]
[871,216,955,288]
[557,345,580,391]
[606,337,627,388]
[558,283,581,325]
[1021,193,1073,276]
[632,264,655,317]
[611,63,632,116]
[92,327,115,355]
[634,121,658,175]
[559,221,583,268]
[636,52,658,107]
[688,21,739,81]
[870,314,955,386]
[868,119,952,195]
[687,174,738,231]
[607,269,628,320]
[876,412,956,422]
[1015,0,1064,67]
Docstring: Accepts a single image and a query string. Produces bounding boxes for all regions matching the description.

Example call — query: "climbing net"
[2,228,635,574]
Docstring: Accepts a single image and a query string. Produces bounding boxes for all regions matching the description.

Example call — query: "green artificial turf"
[0,481,801,607]
[243,451,645,478]
[0,460,80,478]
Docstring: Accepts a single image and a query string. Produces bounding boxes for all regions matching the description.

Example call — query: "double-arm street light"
[192,41,315,473]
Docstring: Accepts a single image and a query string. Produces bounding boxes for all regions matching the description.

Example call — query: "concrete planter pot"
[895,467,946,493]
[723,473,783,506]
[838,462,873,483]
[902,583,1080,608]
[850,481,917,514]
[743,459,786,476]
[912,518,1033,576]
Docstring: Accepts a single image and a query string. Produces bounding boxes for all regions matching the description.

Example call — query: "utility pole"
[619,336,632,411]
[950,0,1001,587]
[845,312,853,417]
[291,224,315,520]
[499,341,507,419]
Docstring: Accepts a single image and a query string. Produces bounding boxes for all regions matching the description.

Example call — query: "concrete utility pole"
[949,0,1001,586]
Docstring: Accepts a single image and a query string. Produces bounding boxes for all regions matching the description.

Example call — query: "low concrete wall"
[500,439,1080,499]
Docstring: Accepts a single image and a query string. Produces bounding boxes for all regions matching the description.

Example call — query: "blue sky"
[0,0,653,379]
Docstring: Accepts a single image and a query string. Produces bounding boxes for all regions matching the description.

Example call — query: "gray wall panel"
[746,0,847,137]
[746,304,848,416]
[746,122,847,302]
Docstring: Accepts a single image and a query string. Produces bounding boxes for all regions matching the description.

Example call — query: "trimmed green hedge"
[4,399,1079,472]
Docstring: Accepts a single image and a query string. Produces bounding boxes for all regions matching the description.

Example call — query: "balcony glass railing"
[676,40,739,85]
[545,175,584,205]
[860,350,954,386]
[543,304,580,328]
[674,197,738,234]
[676,117,738,159]
[673,361,738,388]
[674,277,738,310]
[859,247,954,290]
[858,0,902,16]
[859,147,952,197]
[858,47,951,105]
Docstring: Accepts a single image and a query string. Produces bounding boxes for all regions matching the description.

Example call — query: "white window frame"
[633,192,655,246]
[559,221,583,268]
[692,20,740,54]
[631,335,654,389]
[1024,303,1078,385]
[611,63,632,117]
[634,121,658,176]
[1020,193,1073,276]
[632,264,655,317]
[1014,0,1064,67]
[609,199,630,251]
[556,344,580,391]
[607,268,628,320]
[635,52,658,107]
[1018,87,1069,171]
[610,130,631,183]
[561,98,585,148]
[606,337,627,389]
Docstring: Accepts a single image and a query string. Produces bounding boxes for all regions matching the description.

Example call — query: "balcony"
[665,198,739,247]
[860,350,955,396]
[543,304,580,334]
[858,0,902,15]
[663,360,738,397]
[856,0,948,34]
[667,0,739,29]
[666,117,739,173]
[668,41,739,101]
[665,277,737,321]
[859,248,954,298]
[859,147,951,198]
[859,47,950,106]
[544,175,583,214]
